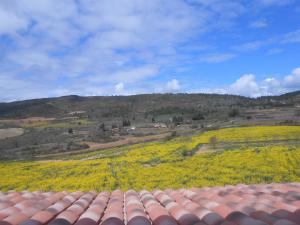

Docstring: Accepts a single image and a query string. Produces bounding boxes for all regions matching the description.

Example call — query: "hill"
[0,91,300,119]
[0,91,300,160]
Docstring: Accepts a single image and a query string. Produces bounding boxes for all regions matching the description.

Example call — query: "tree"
[209,136,218,148]
[228,108,240,117]
[99,123,106,132]
[68,128,73,134]
[172,116,183,125]
[171,131,177,138]
[192,112,205,120]
[122,120,131,127]
[112,124,118,129]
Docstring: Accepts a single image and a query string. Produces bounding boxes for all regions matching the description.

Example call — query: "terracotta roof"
[0,183,300,225]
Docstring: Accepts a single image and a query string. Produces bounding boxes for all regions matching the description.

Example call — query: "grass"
[0,125,299,191]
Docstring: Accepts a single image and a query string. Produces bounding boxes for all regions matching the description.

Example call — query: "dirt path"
[83,133,170,151]
[0,128,24,140]
[0,117,56,123]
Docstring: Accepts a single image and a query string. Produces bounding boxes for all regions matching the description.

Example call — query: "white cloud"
[115,82,125,93]
[284,68,300,88]
[229,74,261,97]
[0,0,213,101]
[200,53,235,63]
[209,67,300,97]
[166,79,181,92]
[0,1,299,101]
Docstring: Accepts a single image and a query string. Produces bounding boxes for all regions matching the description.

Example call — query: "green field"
[0,126,299,191]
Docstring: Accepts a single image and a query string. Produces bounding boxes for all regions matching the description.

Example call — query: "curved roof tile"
[0,183,299,225]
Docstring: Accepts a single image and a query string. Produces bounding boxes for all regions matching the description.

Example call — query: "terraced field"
[0,126,299,191]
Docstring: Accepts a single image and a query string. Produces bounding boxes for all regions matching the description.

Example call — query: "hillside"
[0,91,300,119]
[0,92,300,160]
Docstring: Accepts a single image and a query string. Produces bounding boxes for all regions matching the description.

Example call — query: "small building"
[153,123,167,128]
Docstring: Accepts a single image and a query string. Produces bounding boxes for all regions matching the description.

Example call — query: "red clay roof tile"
[0,183,299,225]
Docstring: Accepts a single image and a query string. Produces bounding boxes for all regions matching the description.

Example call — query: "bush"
[228,109,240,117]
[112,124,118,129]
[191,124,198,129]
[172,116,183,125]
[99,123,106,132]
[192,112,205,120]
[171,131,177,137]
[209,136,218,148]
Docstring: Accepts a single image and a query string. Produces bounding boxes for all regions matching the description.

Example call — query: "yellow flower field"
[0,126,299,191]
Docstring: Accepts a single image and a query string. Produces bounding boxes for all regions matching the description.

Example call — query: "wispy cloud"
[199,53,235,63]
[267,48,284,55]
[88,65,159,84]
[233,28,300,52]
[233,40,273,52]
[281,29,300,44]
[257,0,294,6]
[249,20,268,28]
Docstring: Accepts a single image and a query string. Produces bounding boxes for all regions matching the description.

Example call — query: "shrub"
[99,123,106,132]
[172,116,183,125]
[209,136,218,148]
[192,112,205,120]
[228,108,240,117]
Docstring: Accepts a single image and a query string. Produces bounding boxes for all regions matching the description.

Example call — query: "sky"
[0,0,300,102]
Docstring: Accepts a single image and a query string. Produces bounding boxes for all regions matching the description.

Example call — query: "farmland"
[0,125,299,192]
[1,92,300,160]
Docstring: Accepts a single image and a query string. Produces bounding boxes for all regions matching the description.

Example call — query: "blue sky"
[0,0,300,101]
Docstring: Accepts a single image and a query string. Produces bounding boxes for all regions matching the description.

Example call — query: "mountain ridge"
[1,91,299,119]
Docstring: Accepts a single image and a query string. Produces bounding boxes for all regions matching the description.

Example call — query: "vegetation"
[228,108,240,117]
[1,91,300,160]
[191,125,300,143]
[20,118,93,129]
[192,112,205,120]
[0,125,299,191]
[122,119,131,127]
